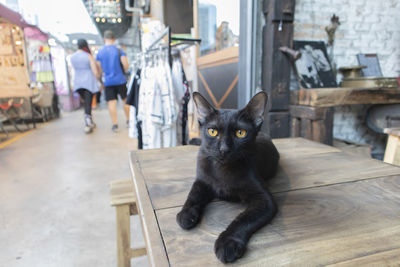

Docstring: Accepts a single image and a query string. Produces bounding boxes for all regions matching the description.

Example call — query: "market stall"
[24,26,59,121]
[0,4,33,134]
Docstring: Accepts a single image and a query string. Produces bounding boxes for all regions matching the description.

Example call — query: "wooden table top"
[129,138,400,266]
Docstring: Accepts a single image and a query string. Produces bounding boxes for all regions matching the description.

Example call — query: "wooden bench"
[110,179,146,267]
[384,128,400,166]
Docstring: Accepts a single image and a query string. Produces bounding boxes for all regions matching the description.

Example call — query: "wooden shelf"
[290,87,400,107]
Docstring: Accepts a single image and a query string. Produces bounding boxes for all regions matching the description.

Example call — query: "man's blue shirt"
[96,45,127,86]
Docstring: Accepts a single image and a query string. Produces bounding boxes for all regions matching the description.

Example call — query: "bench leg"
[116,204,131,267]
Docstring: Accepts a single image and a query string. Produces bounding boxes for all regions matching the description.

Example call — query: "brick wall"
[292,0,400,158]
[294,0,400,77]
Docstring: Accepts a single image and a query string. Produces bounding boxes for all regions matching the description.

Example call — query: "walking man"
[96,30,130,132]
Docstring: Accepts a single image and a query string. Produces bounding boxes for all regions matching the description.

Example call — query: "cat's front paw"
[214,232,246,263]
[176,207,201,230]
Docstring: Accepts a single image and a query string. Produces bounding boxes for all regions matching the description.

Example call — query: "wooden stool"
[110,179,146,267]
[384,128,400,166]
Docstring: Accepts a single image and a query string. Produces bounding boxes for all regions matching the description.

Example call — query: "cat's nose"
[219,143,229,156]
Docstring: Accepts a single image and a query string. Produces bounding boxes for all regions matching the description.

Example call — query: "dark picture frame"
[356,53,383,77]
[293,41,337,89]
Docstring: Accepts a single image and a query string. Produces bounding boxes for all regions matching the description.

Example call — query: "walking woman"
[70,39,100,133]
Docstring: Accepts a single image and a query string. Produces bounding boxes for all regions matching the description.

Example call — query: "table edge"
[130,151,170,267]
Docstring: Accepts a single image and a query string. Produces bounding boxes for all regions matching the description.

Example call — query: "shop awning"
[0,3,29,28]
[24,26,48,42]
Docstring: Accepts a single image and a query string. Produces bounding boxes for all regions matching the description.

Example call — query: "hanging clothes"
[127,49,193,149]
[136,56,178,150]
[171,57,190,145]
[127,68,143,149]
[181,71,191,145]
[138,66,159,149]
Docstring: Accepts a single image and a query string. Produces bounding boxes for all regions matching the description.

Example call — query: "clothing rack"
[145,27,201,67]
[146,27,171,51]
[128,28,201,150]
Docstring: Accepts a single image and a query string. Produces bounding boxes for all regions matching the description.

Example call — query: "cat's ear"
[241,91,268,127]
[193,92,216,124]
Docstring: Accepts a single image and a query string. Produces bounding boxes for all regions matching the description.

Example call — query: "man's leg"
[105,86,118,128]
[122,99,130,121]
[118,84,129,123]
[108,99,118,125]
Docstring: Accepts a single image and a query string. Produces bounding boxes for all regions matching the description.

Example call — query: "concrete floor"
[0,105,148,267]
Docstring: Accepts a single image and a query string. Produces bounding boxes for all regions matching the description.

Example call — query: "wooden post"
[111,179,147,267]
[116,204,131,267]
[262,0,296,138]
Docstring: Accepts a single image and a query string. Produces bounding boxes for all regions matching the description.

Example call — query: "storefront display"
[24,27,60,119]
[0,7,33,130]
[0,21,31,98]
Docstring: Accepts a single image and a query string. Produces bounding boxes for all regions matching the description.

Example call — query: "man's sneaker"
[111,124,119,133]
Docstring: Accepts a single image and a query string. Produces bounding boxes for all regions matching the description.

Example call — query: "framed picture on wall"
[293,41,337,89]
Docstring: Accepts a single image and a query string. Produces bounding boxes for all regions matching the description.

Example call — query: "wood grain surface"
[290,88,400,107]
[130,138,400,266]
[134,139,400,210]
[130,153,170,267]
[156,176,400,266]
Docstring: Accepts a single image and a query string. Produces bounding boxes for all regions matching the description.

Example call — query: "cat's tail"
[188,138,202,146]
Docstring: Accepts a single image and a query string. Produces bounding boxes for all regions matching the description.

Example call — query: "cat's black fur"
[176,91,280,263]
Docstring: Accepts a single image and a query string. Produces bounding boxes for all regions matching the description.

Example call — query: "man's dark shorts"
[104,83,127,101]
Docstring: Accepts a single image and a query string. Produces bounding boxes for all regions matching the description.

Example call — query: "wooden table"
[289,87,400,145]
[130,138,400,266]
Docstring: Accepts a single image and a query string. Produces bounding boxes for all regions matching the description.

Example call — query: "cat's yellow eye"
[235,129,247,138]
[207,128,218,137]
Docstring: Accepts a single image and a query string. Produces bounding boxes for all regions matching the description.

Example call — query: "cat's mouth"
[215,154,235,164]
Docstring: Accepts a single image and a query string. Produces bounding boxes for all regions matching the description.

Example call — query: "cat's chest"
[203,164,251,199]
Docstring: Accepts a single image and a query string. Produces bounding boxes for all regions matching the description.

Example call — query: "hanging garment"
[181,70,191,145]
[159,60,177,148]
[171,58,184,145]
[36,71,54,82]
[171,58,190,145]
[138,67,158,150]
[127,69,143,148]
[137,59,178,150]
[172,58,185,102]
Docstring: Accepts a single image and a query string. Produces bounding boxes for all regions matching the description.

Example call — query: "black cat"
[176,91,280,263]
